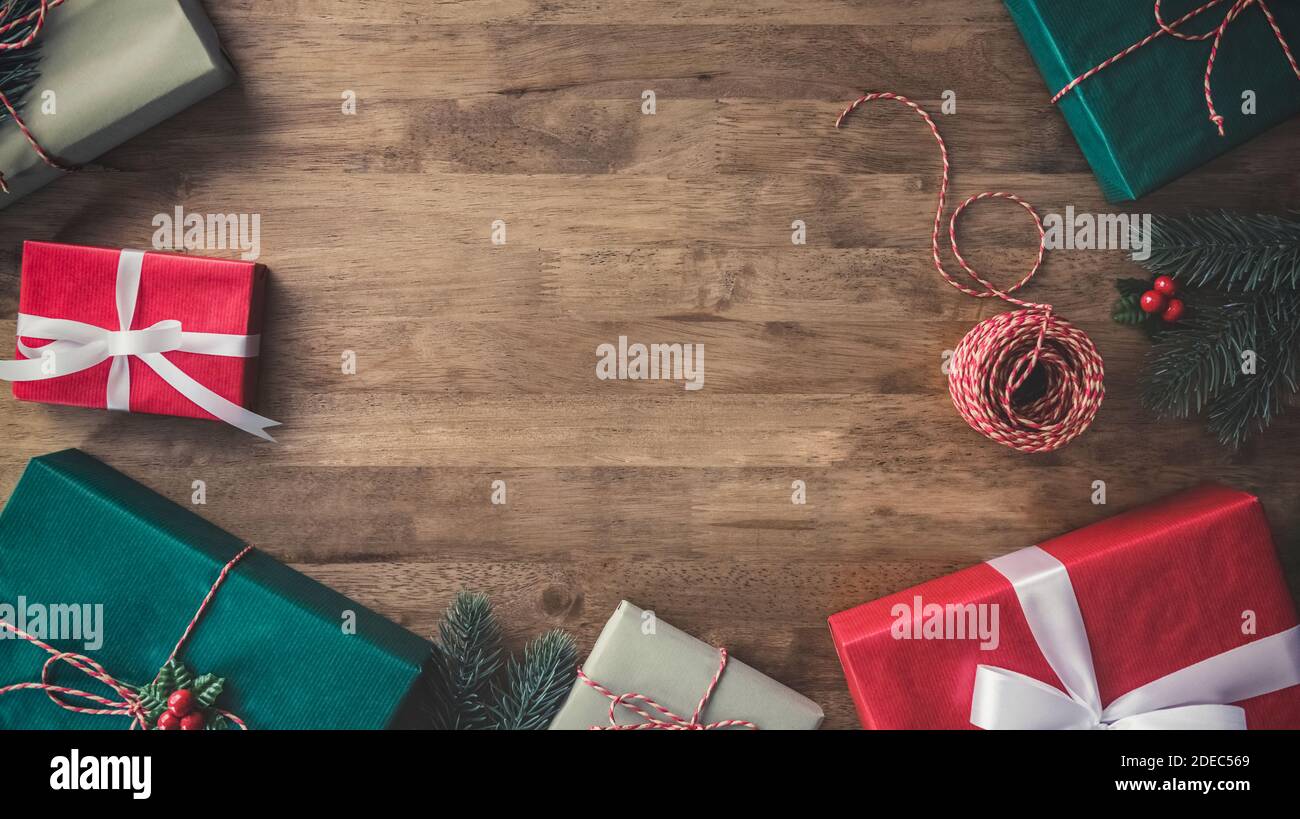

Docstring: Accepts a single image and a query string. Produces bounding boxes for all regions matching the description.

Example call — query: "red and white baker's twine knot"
[0,545,252,729]
[1053,0,1299,137]
[837,93,1103,453]
[0,0,75,193]
[577,647,759,730]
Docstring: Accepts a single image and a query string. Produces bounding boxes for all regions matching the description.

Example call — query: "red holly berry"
[167,688,196,717]
[1139,290,1166,314]
[156,711,182,731]
[1161,298,1186,323]
[1153,275,1178,296]
[180,711,206,731]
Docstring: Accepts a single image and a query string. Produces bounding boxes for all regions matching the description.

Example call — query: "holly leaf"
[205,712,230,731]
[170,662,194,692]
[135,682,170,724]
[1112,293,1149,326]
[153,661,175,693]
[152,659,194,693]
[191,673,225,709]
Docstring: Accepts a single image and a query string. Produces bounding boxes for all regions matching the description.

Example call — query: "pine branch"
[0,1,46,125]
[1143,291,1300,447]
[421,592,504,730]
[1137,211,1300,292]
[489,629,579,730]
[1203,295,1300,447]
[1142,291,1257,419]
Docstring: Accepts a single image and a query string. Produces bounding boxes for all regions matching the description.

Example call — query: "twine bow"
[1053,0,1300,137]
[0,0,74,193]
[0,545,251,729]
[577,647,759,730]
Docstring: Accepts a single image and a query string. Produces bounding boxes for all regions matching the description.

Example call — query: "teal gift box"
[0,450,430,729]
[1004,0,1300,201]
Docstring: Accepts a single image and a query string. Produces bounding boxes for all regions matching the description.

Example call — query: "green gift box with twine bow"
[1003,0,1300,202]
[0,450,430,729]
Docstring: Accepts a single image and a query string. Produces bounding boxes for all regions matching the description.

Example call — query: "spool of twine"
[836,92,1104,453]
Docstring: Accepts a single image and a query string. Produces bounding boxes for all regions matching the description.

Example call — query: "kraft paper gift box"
[0,450,431,729]
[829,485,1300,729]
[1003,0,1300,201]
[0,0,235,207]
[550,600,825,730]
[4,241,278,439]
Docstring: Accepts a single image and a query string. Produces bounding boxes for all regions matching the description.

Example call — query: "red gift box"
[829,485,1300,729]
[3,242,277,439]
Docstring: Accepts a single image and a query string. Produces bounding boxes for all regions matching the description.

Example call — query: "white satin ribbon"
[1,250,279,441]
[970,545,1300,729]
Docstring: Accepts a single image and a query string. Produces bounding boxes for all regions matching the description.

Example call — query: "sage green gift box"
[0,0,235,209]
[549,601,824,730]
[1004,0,1300,202]
[0,450,431,729]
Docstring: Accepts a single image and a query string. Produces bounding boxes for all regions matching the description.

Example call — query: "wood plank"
[1,0,1298,729]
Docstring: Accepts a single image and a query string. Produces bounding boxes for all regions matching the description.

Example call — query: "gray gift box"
[0,0,235,208]
[549,601,824,730]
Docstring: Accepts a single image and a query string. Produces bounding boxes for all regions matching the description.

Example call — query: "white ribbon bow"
[1,250,280,441]
[970,545,1300,729]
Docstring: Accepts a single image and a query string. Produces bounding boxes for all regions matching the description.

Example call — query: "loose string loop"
[836,92,1104,453]
[0,545,251,729]
[0,0,76,193]
[1053,0,1300,137]
[577,647,759,730]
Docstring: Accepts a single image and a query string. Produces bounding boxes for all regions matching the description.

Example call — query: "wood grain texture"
[1,0,1299,729]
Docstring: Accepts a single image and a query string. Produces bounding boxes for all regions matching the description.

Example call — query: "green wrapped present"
[0,0,234,208]
[1004,0,1300,201]
[0,450,430,729]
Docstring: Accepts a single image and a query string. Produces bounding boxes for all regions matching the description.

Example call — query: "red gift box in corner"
[829,485,1300,729]
[4,242,278,439]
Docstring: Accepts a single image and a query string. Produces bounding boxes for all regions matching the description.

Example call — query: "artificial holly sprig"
[134,659,232,730]
[1112,275,1187,335]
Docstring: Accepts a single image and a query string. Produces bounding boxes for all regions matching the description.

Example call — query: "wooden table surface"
[2,0,1299,729]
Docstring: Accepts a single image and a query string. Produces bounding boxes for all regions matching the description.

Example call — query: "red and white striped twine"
[0,0,76,193]
[836,92,1103,453]
[577,647,759,730]
[1052,0,1299,137]
[0,545,252,729]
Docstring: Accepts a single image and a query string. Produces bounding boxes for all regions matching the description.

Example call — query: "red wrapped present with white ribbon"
[1,242,279,440]
[830,485,1300,729]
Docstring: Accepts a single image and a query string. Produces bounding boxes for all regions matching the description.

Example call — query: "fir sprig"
[1141,293,1255,414]
[0,1,46,125]
[421,591,577,730]
[1140,211,1300,292]
[1117,211,1300,448]
[423,592,504,730]
[1202,295,1300,446]
[490,629,579,731]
